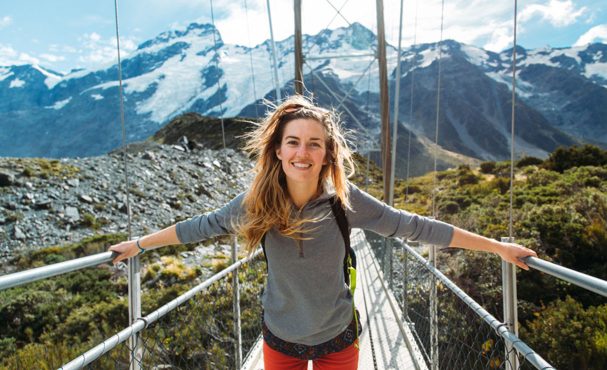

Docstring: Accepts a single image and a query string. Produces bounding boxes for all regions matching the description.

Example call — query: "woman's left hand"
[495,242,537,270]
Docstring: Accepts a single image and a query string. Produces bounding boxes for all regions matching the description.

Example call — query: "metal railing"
[0,251,116,291]
[367,231,607,370]
[522,256,607,297]
[3,229,606,369]
[59,249,262,369]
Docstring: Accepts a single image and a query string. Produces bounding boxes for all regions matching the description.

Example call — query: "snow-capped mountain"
[1,22,605,174]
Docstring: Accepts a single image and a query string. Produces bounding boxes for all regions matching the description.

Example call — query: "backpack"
[260,196,357,295]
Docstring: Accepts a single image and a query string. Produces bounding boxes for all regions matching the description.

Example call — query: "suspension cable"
[266,0,281,102]
[243,0,260,117]
[432,0,446,219]
[388,0,405,207]
[325,0,352,27]
[508,0,519,239]
[209,0,227,150]
[404,0,419,203]
[112,0,132,240]
[303,0,356,62]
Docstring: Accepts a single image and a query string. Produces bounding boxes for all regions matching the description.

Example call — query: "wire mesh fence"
[364,231,541,370]
[80,254,265,370]
[0,251,265,370]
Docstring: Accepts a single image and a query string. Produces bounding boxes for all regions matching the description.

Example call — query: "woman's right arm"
[109,225,180,264]
[109,192,247,264]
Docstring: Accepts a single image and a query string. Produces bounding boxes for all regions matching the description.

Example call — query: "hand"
[109,240,140,265]
[495,242,537,270]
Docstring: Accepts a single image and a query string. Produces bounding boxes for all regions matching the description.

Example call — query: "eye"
[286,140,298,146]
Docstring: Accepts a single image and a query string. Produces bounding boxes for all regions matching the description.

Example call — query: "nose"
[296,144,309,157]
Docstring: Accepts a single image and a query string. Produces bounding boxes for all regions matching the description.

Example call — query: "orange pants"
[263,341,359,370]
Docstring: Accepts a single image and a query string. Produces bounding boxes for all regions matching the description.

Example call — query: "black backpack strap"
[329,196,356,286]
[261,234,268,267]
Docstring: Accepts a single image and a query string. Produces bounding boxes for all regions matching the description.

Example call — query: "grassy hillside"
[352,145,607,369]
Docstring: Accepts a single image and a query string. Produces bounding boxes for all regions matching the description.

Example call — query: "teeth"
[292,162,312,168]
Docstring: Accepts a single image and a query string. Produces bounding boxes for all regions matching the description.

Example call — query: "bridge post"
[501,237,519,370]
[384,238,394,288]
[429,243,439,370]
[232,236,243,369]
[127,255,142,370]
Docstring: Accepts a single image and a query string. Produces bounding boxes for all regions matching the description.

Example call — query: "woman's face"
[275,118,328,189]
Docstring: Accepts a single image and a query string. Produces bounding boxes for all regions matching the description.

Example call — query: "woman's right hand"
[109,240,140,265]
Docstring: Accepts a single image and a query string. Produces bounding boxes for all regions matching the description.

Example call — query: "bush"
[480,162,496,174]
[516,156,544,168]
[543,145,607,173]
[521,297,607,370]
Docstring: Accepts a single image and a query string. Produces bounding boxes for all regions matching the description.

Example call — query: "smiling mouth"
[292,162,312,169]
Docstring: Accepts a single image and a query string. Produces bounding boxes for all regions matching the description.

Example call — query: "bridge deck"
[242,229,426,370]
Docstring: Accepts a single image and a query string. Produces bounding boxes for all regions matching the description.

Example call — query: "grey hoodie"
[176,182,454,345]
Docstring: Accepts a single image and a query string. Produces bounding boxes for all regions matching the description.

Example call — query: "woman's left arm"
[449,227,537,270]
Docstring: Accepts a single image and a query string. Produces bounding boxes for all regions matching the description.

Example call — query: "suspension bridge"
[1,0,606,369]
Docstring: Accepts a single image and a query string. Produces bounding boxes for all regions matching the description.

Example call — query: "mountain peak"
[138,22,221,50]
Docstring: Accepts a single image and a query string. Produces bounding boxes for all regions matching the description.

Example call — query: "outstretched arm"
[449,227,537,270]
[109,225,180,264]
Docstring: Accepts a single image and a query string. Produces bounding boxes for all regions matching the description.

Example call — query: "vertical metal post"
[375,0,392,202]
[232,236,242,369]
[294,0,304,94]
[429,243,438,370]
[403,243,409,320]
[388,0,405,208]
[384,238,393,288]
[127,255,142,370]
[501,237,519,370]
[266,0,281,101]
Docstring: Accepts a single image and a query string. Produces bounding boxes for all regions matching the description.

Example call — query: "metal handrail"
[0,251,117,291]
[393,238,555,370]
[59,248,262,370]
[523,256,607,297]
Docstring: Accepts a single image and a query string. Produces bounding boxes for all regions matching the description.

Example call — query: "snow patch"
[9,78,24,88]
[0,69,12,82]
[45,97,71,110]
[91,94,104,100]
[32,65,62,89]
[584,62,607,82]
[462,45,489,66]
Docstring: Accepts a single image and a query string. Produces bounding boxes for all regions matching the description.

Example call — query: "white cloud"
[0,16,12,29]
[0,44,42,66]
[519,0,587,27]
[75,32,138,69]
[40,53,65,63]
[574,24,607,46]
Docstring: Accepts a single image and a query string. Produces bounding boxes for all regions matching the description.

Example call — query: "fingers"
[108,241,136,265]
[503,243,536,271]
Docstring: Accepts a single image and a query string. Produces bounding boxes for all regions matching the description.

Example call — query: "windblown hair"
[239,95,355,253]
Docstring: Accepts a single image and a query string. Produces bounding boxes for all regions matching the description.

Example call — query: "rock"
[65,207,80,220]
[67,179,80,187]
[79,195,93,203]
[172,145,186,152]
[14,226,26,240]
[0,172,15,187]
[142,151,157,161]
[213,160,221,168]
[34,199,52,210]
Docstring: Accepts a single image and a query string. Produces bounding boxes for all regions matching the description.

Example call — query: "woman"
[109,95,537,369]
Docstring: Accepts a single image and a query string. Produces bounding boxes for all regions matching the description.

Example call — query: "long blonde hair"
[240,95,355,253]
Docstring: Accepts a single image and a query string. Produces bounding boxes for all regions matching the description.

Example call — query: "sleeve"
[175,192,246,244]
[346,183,454,247]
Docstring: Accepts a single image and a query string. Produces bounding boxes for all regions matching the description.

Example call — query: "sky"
[0,0,606,74]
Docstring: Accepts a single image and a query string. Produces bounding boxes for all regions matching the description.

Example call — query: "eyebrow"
[285,136,323,141]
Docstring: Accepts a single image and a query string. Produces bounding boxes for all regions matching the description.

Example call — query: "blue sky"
[1,0,605,73]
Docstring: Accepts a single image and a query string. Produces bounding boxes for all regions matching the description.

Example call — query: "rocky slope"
[0,142,253,261]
